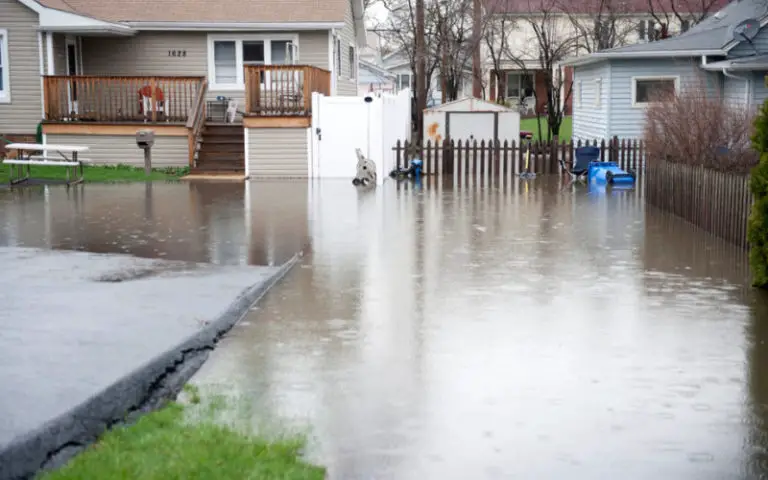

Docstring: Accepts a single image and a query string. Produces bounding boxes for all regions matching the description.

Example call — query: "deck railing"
[185,79,208,167]
[43,76,205,123]
[244,65,331,117]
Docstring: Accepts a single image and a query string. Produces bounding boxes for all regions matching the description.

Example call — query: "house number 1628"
[168,50,187,57]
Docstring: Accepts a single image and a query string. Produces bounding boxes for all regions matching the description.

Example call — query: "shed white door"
[447,112,495,143]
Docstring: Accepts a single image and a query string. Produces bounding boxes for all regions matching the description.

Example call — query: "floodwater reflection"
[186,178,768,479]
[1,178,767,478]
[0,181,310,266]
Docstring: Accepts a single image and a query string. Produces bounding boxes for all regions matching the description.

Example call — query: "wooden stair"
[192,124,245,175]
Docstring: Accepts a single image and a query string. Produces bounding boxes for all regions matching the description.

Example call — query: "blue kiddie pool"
[587,161,635,186]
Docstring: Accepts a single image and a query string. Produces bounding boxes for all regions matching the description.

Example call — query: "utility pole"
[472,0,482,98]
[415,0,426,142]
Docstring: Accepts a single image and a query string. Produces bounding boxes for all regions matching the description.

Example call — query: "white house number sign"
[168,50,187,57]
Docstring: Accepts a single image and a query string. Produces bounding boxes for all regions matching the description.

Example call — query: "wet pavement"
[1,178,768,478]
[0,246,278,453]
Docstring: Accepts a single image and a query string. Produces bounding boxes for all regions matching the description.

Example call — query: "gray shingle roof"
[562,0,768,65]
[601,0,768,54]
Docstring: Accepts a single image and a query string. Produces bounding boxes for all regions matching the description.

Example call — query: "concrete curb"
[0,253,301,480]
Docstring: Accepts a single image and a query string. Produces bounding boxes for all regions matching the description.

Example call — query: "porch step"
[203,125,243,136]
[198,143,244,154]
[196,122,245,173]
[197,152,243,163]
[189,167,245,176]
[201,137,244,145]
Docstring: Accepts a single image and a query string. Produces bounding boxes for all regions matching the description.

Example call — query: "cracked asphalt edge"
[0,253,301,480]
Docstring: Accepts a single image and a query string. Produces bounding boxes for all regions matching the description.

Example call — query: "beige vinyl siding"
[0,0,41,134]
[52,33,67,75]
[247,127,308,177]
[299,31,329,70]
[46,133,188,167]
[335,0,358,96]
[82,31,331,108]
[81,33,207,77]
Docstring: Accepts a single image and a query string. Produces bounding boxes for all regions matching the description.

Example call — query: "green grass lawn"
[39,401,325,480]
[520,116,572,143]
[0,163,189,184]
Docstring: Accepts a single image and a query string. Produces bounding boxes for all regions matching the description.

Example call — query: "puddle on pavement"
[2,178,768,478]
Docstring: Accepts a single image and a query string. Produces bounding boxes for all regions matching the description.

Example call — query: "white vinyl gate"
[311,90,411,184]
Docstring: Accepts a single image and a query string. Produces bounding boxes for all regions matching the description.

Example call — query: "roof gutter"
[722,67,749,81]
[17,0,135,35]
[124,21,345,31]
[560,49,725,67]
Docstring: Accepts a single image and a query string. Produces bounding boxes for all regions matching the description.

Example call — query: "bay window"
[208,35,299,89]
[0,29,9,103]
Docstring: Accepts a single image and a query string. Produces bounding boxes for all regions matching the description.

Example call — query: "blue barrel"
[588,161,635,185]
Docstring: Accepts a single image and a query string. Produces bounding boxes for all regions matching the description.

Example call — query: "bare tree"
[503,0,577,140]
[377,0,495,126]
[484,15,514,104]
[647,0,723,38]
[563,0,638,53]
[434,0,482,102]
[376,0,443,138]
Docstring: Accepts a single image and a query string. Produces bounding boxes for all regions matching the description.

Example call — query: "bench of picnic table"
[3,143,89,186]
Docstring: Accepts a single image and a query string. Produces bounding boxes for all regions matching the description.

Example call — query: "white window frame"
[0,29,10,103]
[631,75,680,108]
[334,36,342,79]
[397,73,411,91]
[348,45,356,80]
[207,33,300,91]
[594,78,602,107]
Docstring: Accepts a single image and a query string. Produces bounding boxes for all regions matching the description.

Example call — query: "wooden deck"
[244,65,330,118]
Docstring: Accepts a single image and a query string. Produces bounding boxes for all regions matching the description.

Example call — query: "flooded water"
[2,179,768,478]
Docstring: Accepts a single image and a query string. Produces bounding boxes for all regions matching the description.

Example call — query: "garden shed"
[423,98,520,145]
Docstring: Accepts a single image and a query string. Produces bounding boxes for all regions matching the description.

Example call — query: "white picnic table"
[3,143,89,185]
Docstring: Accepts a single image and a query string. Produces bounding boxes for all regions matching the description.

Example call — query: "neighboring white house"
[358,59,397,96]
[381,50,474,106]
[482,0,729,113]
[561,0,768,141]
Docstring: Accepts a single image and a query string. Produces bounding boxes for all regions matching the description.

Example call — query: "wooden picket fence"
[646,158,753,249]
[393,137,646,177]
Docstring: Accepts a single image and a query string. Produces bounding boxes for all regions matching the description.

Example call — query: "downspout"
[722,67,750,106]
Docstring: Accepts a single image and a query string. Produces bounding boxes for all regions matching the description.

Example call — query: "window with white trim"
[632,77,677,106]
[594,78,602,107]
[348,46,356,80]
[208,35,298,89]
[335,37,342,78]
[397,73,411,91]
[0,29,9,103]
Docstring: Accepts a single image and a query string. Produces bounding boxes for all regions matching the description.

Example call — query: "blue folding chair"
[560,145,599,184]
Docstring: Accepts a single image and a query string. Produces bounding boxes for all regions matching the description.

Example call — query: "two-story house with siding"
[483,0,727,117]
[561,0,767,142]
[0,0,365,178]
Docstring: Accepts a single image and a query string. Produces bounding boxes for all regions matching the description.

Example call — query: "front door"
[66,37,81,115]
